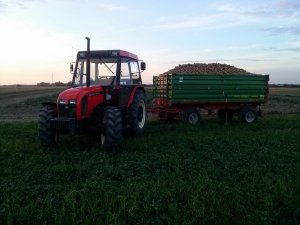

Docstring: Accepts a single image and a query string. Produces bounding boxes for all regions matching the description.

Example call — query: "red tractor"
[38,37,147,151]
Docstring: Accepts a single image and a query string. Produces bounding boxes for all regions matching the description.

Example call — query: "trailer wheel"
[128,90,146,135]
[239,107,257,124]
[183,108,200,125]
[38,105,58,147]
[101,107,123,152]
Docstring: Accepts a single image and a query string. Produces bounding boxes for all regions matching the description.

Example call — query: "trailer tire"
[128,90,146,135]
[38,105,58,147]
[183,108,200,125]
[101,107,123,152]
[239,107,257,124]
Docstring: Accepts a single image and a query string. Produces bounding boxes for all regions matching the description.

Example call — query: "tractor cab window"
[73,57,118,87]
[120,58,141,85]
[91,58,117,86]
[120,58,132,85]
[130,61,140,80]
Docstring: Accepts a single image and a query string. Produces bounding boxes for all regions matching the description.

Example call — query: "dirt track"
[0,86,65,121]
[0,87,64,106]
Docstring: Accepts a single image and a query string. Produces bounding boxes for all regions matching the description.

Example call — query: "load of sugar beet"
[161,63,250,75]
[153,63,268,117]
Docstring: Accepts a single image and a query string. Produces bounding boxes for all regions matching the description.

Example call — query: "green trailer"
[152,73,269,124]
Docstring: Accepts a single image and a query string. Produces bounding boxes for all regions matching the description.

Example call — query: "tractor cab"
[71,50,146,88]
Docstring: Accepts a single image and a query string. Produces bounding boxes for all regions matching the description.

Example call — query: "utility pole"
[52,72,53,84]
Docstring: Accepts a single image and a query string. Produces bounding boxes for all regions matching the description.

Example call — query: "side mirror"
[140,61,146,71]
[70,63,74,73]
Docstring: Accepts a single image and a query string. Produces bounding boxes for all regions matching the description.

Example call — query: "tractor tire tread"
[38,105,58,146]
[102,107,122,151]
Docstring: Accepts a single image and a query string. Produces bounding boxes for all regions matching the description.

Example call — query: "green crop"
[0,115,299,225]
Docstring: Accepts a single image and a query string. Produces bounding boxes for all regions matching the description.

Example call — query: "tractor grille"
[50,118,75,133]
[58,103,76,118]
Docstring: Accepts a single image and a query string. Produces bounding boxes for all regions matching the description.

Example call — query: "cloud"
[97,3,127,11]
[273,47,300,52]
[0,1,7,11]
[212,3,271,17]
[288,47,300,51]
[210,2,300,37]
[277,0,300,10]
[0,0,46,11]
[202,44,262,53]
[0,18,72,65]
[214,1,300,17]
[262,26,300,35]
[154,13,258,30]
[154,2,285,31]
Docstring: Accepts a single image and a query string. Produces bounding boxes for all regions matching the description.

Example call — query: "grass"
[0,115,299,224]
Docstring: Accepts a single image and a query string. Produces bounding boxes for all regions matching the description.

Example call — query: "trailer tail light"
[154,98,165,106]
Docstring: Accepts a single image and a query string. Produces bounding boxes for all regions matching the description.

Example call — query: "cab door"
[118,58,134,107]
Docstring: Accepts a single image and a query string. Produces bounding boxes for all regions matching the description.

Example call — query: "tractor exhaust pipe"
[85,37,90,87]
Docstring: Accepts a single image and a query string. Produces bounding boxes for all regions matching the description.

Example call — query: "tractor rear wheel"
[38,105,58,147]
[101,107,123,152]
[128,90,146,135]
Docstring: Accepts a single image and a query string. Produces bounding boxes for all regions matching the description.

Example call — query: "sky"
[0,0,299,85]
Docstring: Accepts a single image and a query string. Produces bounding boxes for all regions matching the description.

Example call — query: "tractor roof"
[77,50,138,60]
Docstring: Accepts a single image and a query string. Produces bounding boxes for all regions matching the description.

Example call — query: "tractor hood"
[58,86,104,103]
[57,86,105,119]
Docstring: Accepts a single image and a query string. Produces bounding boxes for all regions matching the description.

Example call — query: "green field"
[0,85,299,224]
[0,115,299,224]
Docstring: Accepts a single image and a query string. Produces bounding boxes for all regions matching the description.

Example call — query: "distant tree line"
[37,81,72,87]
[269,84,300,88]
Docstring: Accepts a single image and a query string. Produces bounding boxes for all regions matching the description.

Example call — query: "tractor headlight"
[59,99,67,104]
[69,99,76,104]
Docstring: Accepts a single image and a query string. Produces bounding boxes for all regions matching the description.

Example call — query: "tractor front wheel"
[38,105,58,147]
[101,107,123,152]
